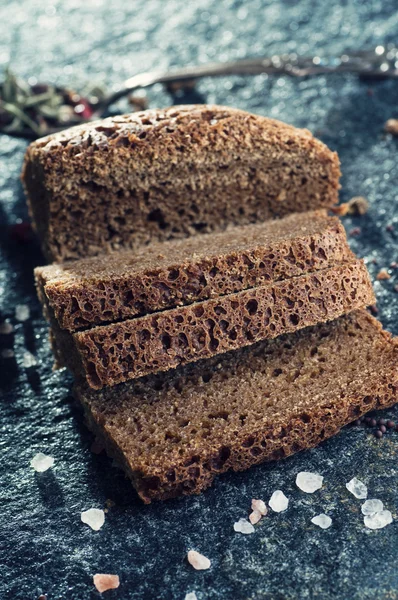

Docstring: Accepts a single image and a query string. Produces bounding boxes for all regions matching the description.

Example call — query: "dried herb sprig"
[0,68,105,137]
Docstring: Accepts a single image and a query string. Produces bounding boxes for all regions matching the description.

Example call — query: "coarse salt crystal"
[268,490,289,512]
[296,471,323,493]
[0,321,13,334]
[187,550,211,570]
[249,510,262,525]
[1,349,14,358]
[251,498,267,515]
[22,351,37,368]
[364,510,393,530]
[30,453,54,472]
[346,477,368,499]
[361,499,384,516]
[311,514,332,529]
[233,517,255,534]
[93,574,120,593]
[15,304,30,322]
[81,508,105,531]
[185,593,198,600]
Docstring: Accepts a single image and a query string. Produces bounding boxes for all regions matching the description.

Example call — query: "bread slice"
[75,310,398,503]
[35,210,353,332]
[51,260,374,388]
[22,105,341,262]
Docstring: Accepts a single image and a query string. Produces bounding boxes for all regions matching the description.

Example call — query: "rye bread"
[22,105,341,262]
[75,310,398,503]
[35,210,353,332]
[51,260,375,388]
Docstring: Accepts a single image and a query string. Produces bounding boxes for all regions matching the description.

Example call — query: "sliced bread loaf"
[35,210,352,332]
[22,105,341,262]
[75,310,398,503]
[52,260,374,388]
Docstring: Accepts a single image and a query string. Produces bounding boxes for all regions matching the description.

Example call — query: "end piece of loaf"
[35,210,352,332]
[75,310,398,503]
[53,259,374,388]
[23,105,341,262]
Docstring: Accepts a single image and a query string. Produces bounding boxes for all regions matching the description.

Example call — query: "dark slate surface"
[1,1,398,599]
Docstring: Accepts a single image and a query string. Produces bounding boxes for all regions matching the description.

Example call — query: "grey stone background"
[1,1,398,598]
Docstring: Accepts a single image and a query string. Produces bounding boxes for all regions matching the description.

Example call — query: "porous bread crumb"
[187,550,211,570]
[347,196,369,216]
[93,574,120,593]
[384,118,398,135]
[376,269,391,281]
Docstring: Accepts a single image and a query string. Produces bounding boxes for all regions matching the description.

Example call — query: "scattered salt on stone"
[185,593,198,600]
[364,510,393,530]
[0,321,13,334]
[15,304,30,322]
[251,498,267,515]
[81,508,105,531]
[187,550,211,570]
[268,490,289,512]
[296,472,324,493]
[93,574,120,593]
[30,453,54,472]
[233,517,255,534]
[361,499,384,516]
[1,349,14,358]
[249,510,262,525]
[346,477,368,499]
[22,351,37,368]
[311,514,332,529]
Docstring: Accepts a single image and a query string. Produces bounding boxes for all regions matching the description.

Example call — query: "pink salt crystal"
[249,510,262,525]
[187,550,211,570]
[93,574,120,593]
[251,499,267,515]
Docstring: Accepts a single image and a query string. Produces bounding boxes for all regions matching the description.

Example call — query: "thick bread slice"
[22,105,341,262]
[53,260,374,388]
[35,210,353,332]
[75,310,398,503]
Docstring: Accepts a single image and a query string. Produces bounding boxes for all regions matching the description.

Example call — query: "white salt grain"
[296,471,324,493]
[364,510,393,530]
[93,574,120,593]
[185,593,198,600]
[15,304,30,322]
[361,499,384,516]
[233,518,255,534]
[0,321,13,334]
[346,477,368,499]
[268,490,289,512]
[311,514,332,529]
[81,508,105,531]
[30,453,54,472]
[22,351,37,368]
[1,349,14,358]
[187,550,211,570]
[251,498,267,515]
[249,510,262,525]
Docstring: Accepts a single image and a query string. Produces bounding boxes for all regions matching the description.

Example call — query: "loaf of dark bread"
[51,260,374,388]
[35,210,352,332]
[22,105,341,262]
[75,310,398,503]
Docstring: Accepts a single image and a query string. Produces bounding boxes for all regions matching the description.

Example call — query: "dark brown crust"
[35,210,353,332]
[22,105,341,262]
[54,260,374,388]
[74,310,398,503]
